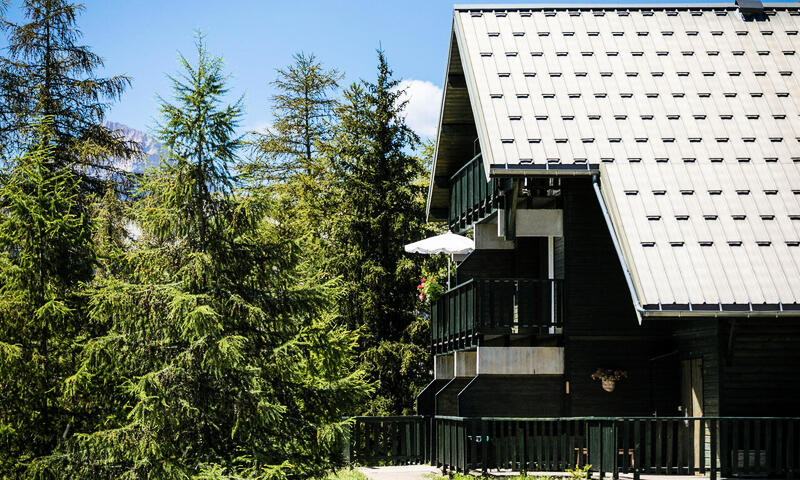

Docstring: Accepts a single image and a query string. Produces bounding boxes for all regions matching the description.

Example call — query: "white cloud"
[247,121,272,134]
[395,79,443,138]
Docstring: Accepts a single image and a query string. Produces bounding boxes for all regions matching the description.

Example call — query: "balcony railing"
[346,416,800,478]
[431,278,563,353]
[435,416,800,478]
[449,153,498,233]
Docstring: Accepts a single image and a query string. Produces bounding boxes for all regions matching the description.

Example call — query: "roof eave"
[453,2,800,10]
[453,10,495,181]
[641,309,800,318]
[426,22,458,222]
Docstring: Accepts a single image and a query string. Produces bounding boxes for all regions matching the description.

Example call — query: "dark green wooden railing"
[433,416,800,478]
[348,416,800,478]
[449,153,498,233]
[347,416,430,466]
[431,278,563,354]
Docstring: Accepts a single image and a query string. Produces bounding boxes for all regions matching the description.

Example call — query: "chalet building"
[348,2,800,475]
[417,1,800,425]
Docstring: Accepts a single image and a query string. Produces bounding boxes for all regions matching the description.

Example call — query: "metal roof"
[451,3,800,172]
[430,3,800,314]
[454,3,800,11]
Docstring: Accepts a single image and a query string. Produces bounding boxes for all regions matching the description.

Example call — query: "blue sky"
[4,0,463,137]
[2,0,771,138]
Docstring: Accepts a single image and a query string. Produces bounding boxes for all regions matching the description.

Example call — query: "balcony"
[449,153,499,233]
[431,277,563,354]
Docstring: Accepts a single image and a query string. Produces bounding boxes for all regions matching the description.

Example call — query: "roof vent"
[737,0,764,18]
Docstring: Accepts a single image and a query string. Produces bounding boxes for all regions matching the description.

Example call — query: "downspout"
[592,176,646,324]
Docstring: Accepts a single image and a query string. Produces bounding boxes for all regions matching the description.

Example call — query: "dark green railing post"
[522,421,528,475]
[587,420,601,477]
[633,419,641,480]
[613,420,620,480]
[481,419,489,474]
[787,419,795,480]
[710,418,718,480]
[353,418,360,465]
[459,419,466,472]
[342,420,352,465]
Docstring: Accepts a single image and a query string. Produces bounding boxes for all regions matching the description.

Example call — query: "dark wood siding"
[456,237,547,284]
[566,337,675,416]
[435,378,471,416]
[455,250,515,284]
[561,178,645,335]
[720,318,800,416]
[458,375,563,417]
[561,178,673,416]
[416,379,449,416]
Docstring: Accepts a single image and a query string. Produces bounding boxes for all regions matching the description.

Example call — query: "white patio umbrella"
[404,232,474,288]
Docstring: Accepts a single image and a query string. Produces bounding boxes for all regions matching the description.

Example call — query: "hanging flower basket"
[601,378,616,392]
[417,275,443,303]
[591,368,628,393]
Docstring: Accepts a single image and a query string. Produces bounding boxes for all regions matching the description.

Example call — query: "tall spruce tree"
[321,51,433,414]
[0,119,94,476]
[36,37,369,479]
[0,0,137,188]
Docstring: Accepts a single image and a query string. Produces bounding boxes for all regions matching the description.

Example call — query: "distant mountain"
[103,121,162,174]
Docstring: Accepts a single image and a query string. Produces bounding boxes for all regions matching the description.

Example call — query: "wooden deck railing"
[431,278,563,353]
[449,153,498,233]
[346,416,430,466]
[347,416,800,478]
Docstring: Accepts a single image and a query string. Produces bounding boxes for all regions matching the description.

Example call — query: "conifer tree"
[321,51,434,414]
[0,0,137,188]
[37,37,369,479]
[0,118,94,476]
[246,53,341,244]
[248,52,340,184]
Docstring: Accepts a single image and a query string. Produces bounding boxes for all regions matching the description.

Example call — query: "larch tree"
[35,36,369,480]
[0,0,138,189]
[321,50,435,414]
[248,52,340,184]
[246,53,341,244]
[0,119,94,476]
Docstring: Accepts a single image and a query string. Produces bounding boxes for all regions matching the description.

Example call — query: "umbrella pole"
[447,254,452,289]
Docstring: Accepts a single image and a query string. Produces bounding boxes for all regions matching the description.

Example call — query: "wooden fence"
[348,416,800,478]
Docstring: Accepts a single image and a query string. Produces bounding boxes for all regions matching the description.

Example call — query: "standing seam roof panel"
[453,5,800,308]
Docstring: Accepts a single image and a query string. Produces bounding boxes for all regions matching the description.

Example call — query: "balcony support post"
[505,179,520,241]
